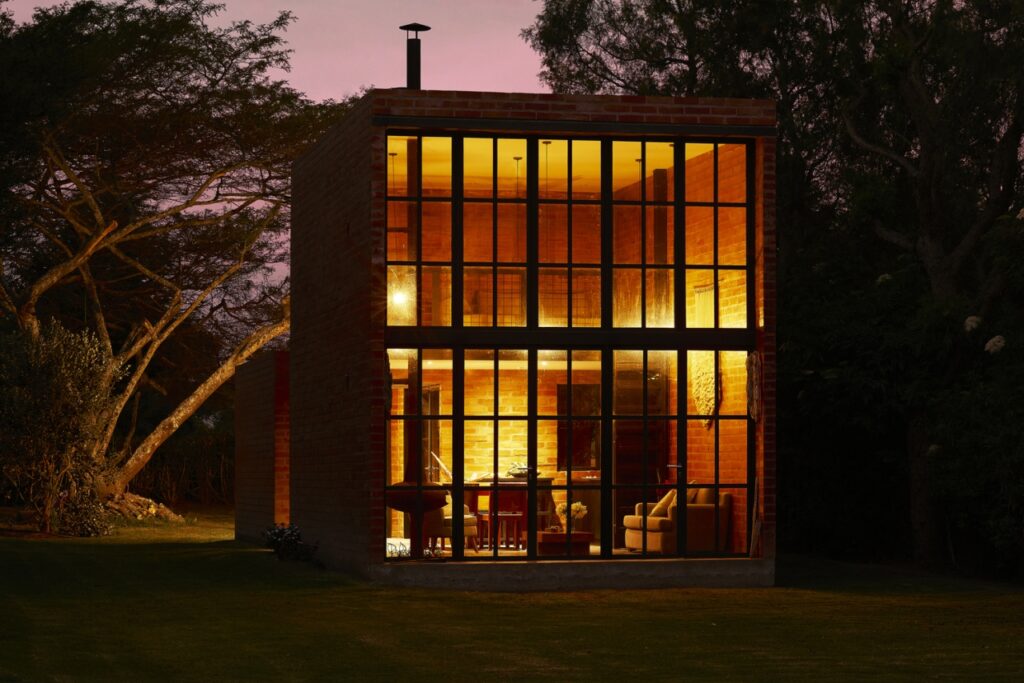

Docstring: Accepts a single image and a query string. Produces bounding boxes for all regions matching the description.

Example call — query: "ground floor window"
[384,347,751,560]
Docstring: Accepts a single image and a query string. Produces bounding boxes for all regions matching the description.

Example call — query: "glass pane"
[572,140,602,200]
[420,266,451,326]
[497,203,527,263]
[464,350,495,416]
[387,265,417,326]
[718,270,747,328]
[421,202,451,262]
[464,419,495,478]
[614,487,654,555]
[645,268,674,328]
[612,420,645,483]
[496,267,526,327]
[493,485,528,555]
[498,419,529,474]
[686,269,715,328]
[686,420,715,483]
[538,268,568,328]
[645,206,674,264]
[645,142,674,202]
[645,419,671,483]
[719,420,748,484]
[498,350,528,416]
[647,351,677,416]
[613,205,641,263]
[571,204,601,264]
[386,415,409,484]
[463,137,493,198]
[497,138,528,199]
[685,206,714,265]
[421,137,451,197]
[719,487,748,554]
[539,139,568,199]
[571,269,601,328]
[421,349,453,415]
[686,351,717,417]
[571,350,602,415]
[537,350,567,416]
[463,267,493,326]
[613,268,641,328]
[463,203,493,263]
[539,203,568,263]
[718,143,747,203]
[612,140,643,201]
[613,350,643,415]
[720,351,748,416]
[387,348,415,415]
[387,135,417,197]
[423,419,453,485]
[718,207,746,266]
[537,420,560,478]
[685,143,714,203]
[387,201,417,261]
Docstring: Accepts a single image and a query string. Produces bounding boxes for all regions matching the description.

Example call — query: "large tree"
[0,0,346,496]
[525,0,1024,569]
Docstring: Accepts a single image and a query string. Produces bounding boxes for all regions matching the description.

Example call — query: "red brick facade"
[282,89,776,579]
[234,350,290,542]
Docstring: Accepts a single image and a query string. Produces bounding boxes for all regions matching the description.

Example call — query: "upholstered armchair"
[623,488,732,554]
[424,504,479,552]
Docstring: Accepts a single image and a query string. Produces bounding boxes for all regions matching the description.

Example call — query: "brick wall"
[290,97,380,572]
[234,350,290,542]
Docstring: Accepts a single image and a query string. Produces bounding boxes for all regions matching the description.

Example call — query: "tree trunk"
[907,410,943,566]
[97,312,289,497]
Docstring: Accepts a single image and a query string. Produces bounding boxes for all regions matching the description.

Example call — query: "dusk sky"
[5,0,549,99]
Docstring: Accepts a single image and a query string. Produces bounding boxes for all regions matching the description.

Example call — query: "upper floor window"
[385,135,750,331]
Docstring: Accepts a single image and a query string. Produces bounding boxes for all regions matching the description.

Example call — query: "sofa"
[623,488,732,554]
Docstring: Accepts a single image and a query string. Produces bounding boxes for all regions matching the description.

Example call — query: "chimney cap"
[399,22,431,37]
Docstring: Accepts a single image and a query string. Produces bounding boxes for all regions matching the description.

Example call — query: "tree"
[525,0,1024,570]
[0,0,347,497]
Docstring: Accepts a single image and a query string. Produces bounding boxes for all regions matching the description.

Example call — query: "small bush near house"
[263,524,319,563]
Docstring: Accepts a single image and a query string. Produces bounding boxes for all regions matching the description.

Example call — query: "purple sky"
[5,0,549,99]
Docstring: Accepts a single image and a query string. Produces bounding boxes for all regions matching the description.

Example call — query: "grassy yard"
[1,511,1022,682]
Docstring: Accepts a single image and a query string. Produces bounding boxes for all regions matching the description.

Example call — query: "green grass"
[1,512,1022,682]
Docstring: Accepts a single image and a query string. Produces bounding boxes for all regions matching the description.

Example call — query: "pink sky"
[5,0,548,99]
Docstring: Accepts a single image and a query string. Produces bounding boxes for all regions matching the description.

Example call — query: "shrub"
[0,322,122,533]
[263,524,319,562]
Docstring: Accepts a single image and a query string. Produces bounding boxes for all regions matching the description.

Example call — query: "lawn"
[1,511,1022,682]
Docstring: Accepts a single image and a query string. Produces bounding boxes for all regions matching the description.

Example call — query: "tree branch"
[843,112,920,178]
[103,295,290,495]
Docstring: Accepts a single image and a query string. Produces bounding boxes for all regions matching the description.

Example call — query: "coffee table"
[537,530,594,557]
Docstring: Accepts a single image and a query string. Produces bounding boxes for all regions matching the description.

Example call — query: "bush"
[0,321,122,533]
[263,524,319,562]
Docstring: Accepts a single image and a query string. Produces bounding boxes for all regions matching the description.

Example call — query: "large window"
[383,132,754,561]
[385,347,751,560]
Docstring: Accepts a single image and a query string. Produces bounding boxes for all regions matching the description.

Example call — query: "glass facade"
[385,134,754,560]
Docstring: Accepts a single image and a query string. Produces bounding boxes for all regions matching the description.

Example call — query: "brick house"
[237,86,777,589]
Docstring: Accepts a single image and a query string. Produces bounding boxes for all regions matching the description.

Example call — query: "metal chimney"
[399,23,431,89]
